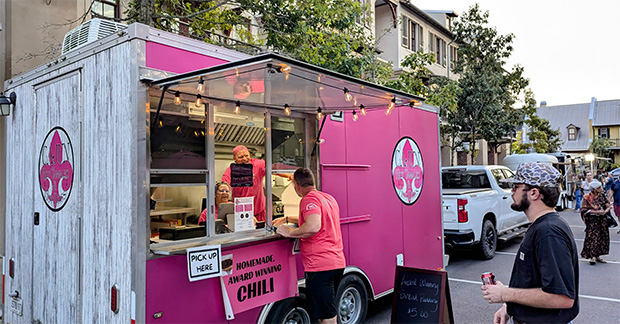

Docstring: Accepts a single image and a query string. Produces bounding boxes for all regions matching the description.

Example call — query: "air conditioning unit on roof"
[61,18,127,54]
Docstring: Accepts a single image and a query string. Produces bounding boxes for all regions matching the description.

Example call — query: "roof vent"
[539,101,547,107]
[61,18,127,54]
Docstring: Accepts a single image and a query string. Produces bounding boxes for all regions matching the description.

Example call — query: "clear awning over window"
[149,53,432,115]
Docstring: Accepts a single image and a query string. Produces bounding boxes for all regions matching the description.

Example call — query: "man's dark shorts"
[305,268,344,320]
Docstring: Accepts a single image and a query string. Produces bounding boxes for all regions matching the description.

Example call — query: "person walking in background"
[481,162,579,324]
[581,181,611,265]
[573,180,583,211]
[276,168,346,324]
[582,172,594,196]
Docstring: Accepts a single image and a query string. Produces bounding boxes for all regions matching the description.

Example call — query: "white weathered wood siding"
[5,41,136,323]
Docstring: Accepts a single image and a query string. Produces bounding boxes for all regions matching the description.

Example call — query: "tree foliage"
[126,0,393,81]
[451,4,529,157]
[590,136,615,170]
[512,89,562,154]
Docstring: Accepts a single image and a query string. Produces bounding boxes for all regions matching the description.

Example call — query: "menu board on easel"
[391,266,454,324]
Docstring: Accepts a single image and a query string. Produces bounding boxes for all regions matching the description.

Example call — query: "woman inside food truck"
[198,181,231,225]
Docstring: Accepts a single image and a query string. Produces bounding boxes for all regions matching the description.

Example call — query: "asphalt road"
[365,209,620,323]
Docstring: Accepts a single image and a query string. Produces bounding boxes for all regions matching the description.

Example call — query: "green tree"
[451,4,529,159]
[512,89,562,153]
[126,0,393,82]
[590,136,614,170]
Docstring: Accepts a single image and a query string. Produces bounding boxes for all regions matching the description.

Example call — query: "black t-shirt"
[507,212,579,323]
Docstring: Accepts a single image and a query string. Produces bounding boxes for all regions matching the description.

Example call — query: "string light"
[353,97,357,105]
[360,104,367,116]
[352,110,358,121]
[386,97,396,115]
[197,77,204,93]
[317,107,323,120]
[176,123,182,133]
[344,88,353,102]
[409,100,421,107]
[284,103,291,116]
[195,94,202,107]
[158,120,163,128]
[174,91,181,105]
[281,65,292,74]
[235,100,241,114]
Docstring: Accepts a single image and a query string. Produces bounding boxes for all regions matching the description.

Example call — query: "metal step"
[498,226,529,243]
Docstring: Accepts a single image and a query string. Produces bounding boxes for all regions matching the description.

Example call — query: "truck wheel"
[265,295,311,324]
[336,274,368,324]
[476,219,497,260]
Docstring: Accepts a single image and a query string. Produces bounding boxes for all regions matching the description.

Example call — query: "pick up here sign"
[187,245,222,281]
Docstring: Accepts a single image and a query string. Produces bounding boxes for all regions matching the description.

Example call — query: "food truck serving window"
[148,90,311,245]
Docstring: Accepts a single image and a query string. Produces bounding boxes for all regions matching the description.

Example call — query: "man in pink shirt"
[222,145,267,221]
[276,168,346,324]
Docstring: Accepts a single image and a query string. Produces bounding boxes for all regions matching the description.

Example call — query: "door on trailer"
[32,71,82,323]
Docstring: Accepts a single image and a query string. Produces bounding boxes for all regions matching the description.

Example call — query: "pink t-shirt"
[222,159,266,221]
[299,190,346,272]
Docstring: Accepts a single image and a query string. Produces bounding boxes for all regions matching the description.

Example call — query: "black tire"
[476,219,497,260]
[336,274,368,324]
[265,295,311,324]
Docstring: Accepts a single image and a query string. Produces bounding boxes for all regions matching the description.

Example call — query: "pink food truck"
[2,22,444,323]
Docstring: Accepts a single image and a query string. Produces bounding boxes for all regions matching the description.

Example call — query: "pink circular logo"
[39,127,74,211]
[391,137,423,205]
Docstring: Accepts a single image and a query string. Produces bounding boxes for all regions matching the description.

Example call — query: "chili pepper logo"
[391,137,423,205]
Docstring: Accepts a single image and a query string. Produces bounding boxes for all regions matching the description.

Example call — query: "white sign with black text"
[234,197,255,232]
[187,245,222,282]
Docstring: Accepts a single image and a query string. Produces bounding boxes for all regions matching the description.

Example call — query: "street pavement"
[365,209,620,323]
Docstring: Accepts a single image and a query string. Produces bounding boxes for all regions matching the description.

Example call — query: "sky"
[412,0,620,106]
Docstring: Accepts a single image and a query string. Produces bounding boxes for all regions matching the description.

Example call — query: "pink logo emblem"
[39,127,74,211]
[391,137,423,205]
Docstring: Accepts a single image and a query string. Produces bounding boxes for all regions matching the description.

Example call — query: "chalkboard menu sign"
[391,266,454,324]
[230,163,253,187]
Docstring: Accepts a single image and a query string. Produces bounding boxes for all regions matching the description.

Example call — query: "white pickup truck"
[441,165,530,259]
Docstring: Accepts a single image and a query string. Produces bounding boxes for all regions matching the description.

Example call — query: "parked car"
[442,165,530,259]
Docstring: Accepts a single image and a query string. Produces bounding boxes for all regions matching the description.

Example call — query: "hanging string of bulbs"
[166,63,423,122]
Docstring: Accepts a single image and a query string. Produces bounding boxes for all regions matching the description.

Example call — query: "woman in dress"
[580,181,611,265]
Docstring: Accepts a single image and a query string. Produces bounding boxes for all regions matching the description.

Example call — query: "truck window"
[442,171,491,189]
[491,169,511,189]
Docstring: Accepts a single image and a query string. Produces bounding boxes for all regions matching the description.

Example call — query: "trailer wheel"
[476,219,497,260]
[265,295,311,324]
[336,274,368,324]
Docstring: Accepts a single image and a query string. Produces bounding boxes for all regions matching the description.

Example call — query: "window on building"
[92,0,119,19]
[599,127,610,138]
[450,45,458,69]
[401,16,423,52]
[429,33,446,66]
[568,127,576,141]
[355,0,370,27]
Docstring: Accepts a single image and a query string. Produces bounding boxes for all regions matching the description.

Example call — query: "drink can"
[481,272,496,285]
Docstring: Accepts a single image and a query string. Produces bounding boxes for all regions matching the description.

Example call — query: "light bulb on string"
[235,100,241,114]
[195,95,202,107]
[359,104,367,116]
[386,97,396,115]
[317,107,323,120]
[197,77,205,93]
[352,110,358,121]
[284,104,291,116]
[353,97,357,106]
[176,123,182,133]
[343,88,353,102]
[409,100,421,107]
[158,120,163,128]
[174,91,181,105]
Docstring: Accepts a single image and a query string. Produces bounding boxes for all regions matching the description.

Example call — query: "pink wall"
[146,42,229,73]
[320,106,443,295]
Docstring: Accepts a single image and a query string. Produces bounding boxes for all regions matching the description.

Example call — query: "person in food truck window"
[198,181,230,226]
[276,168,346,324]
[222,145,292,223]
[222,145,267,222]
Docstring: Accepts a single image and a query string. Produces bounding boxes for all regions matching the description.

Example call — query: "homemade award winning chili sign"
[391,266,454,324]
